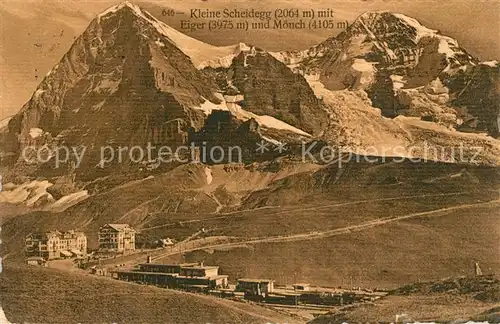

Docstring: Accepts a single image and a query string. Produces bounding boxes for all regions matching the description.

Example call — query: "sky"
[0,0,499,120]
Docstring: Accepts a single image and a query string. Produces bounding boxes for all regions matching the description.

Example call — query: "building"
[236,278,275,295]
[98,224,136,252]
[175,264,228,290]
[138,262,198,274]
[158,238,175,247]
[116,261,228,291]
[25,230,87,260]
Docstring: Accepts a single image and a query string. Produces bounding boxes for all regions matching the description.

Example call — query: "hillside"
[176,200,499,289]
[3,159,498,290]
[0,264,301,324]
[311,275,500,322]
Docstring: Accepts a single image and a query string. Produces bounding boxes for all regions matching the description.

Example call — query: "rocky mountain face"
[1,3,499,183]
[451,62,500,136]
[206,49,328,136]
[273,11,499,137]
[1,2,327,176]
[5,3,220,170]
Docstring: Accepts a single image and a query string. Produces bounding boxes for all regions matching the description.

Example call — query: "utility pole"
[475,262,483,276]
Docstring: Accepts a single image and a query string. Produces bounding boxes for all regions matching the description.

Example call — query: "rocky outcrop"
[207,49,329,136]
[450,62,500,137]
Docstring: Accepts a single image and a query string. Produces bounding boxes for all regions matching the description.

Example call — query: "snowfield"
[195,96,312,137]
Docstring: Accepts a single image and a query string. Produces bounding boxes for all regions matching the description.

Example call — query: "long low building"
[116,262,228,291]
[138,263,198,274]
[116,271,177,286]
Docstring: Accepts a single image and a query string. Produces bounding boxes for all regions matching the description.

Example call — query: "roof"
[60,231,86,238]
[26,230,85,240]
[176,274,228,280]
[237,278,274,283]
[181,265,219,270]
[293,283,311,287]
[139,263,198,268]
[60,250,72,257]
[102,224,135,232]
[207,275,228,280]
[181,285,209,289]
[117,271,178,276]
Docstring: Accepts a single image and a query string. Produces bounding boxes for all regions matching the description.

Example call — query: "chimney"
[147,255,152,264]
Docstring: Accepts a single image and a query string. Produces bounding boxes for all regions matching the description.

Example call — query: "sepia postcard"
[0,0,499,323]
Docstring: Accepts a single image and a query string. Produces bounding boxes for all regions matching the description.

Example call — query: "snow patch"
[0,116,12,130]
[204,167,213,185]
[44,190,89,212]
[29,128,44,139]
[438,38,457,58]
[94,79,119,93]
[392,13,437,42]
[194,97,311,137]
[261,136,282,146]
[481,60,498,67]
[91,101,106,111]
[0,180,54,206]
[155,39,165,47]
[196,98,230,115]
[268,49,311,66]
[390,75,406,90]
[256,115,311,136]
[351,58,376,73]
[34,89,45,98]
[98,1,139,18]
[46,64,59,77]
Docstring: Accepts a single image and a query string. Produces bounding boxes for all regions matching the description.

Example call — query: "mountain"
[272,11,499,137]
[1,3,499,186]
[1,6,499,321]
[2,2,319,177]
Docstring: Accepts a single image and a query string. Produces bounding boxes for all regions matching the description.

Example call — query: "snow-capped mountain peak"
[98,1,141,18]
[352,11,437,42]
[98,2,250,69]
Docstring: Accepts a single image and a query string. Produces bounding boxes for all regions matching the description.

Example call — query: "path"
[147,198,499,262]
[139,191,470,232]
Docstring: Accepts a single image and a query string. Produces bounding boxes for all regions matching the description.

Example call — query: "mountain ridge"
[1,2,499,179]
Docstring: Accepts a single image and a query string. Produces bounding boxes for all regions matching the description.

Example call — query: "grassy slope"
[178,203,500,289]
[311,295,499,322]
[2,161,498,288]
[0,264,300,324]
[311,275,500,322]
